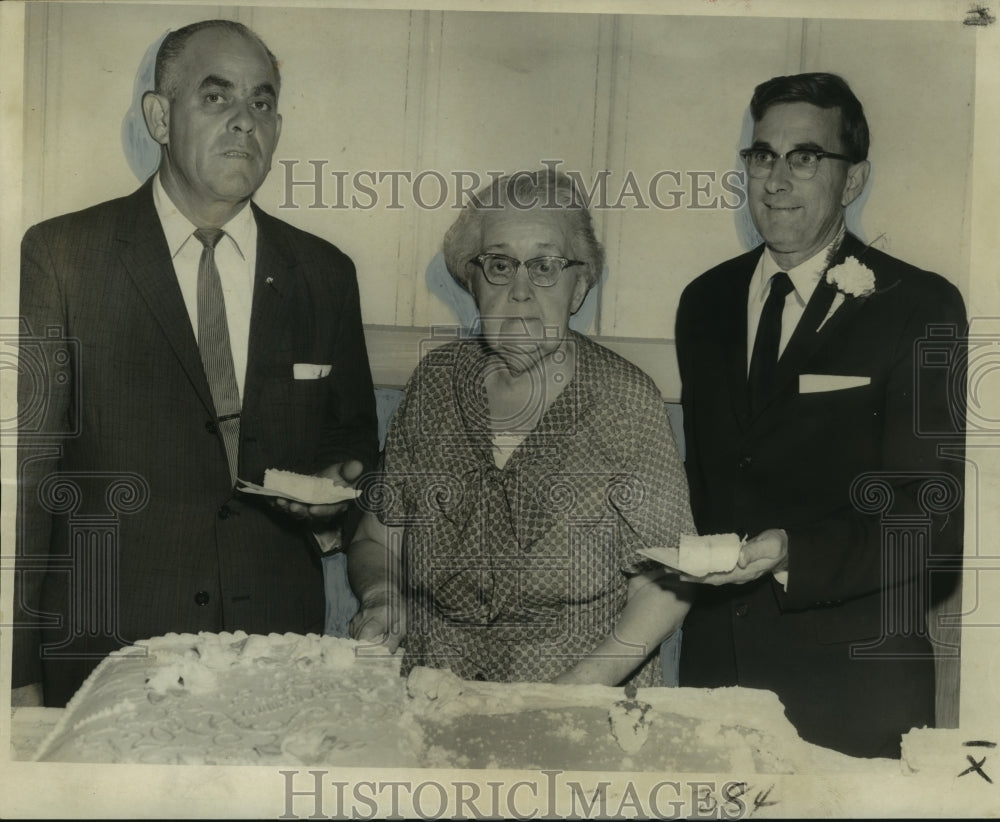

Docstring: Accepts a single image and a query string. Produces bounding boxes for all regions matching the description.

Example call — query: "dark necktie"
[194,228,241,484]
[748,271,794,415]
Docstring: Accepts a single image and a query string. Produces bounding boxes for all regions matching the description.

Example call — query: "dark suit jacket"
[14,180,378,705]
[675,233,966,758]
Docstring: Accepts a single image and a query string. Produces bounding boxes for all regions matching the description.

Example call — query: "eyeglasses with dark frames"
[471,253,585,287]
[739,147,855,181]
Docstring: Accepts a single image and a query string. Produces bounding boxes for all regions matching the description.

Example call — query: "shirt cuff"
[312,527,343,554]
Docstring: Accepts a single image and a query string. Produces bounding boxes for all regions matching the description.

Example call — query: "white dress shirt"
[745,225,845,588]
[746,225,846,373]
[152,174,257,401]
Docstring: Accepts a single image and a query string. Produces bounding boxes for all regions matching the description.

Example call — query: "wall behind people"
[7,2,1000,811]
[21,4,974,398]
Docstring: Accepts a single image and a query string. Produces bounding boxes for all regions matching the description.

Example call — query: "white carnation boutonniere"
[826,256,876,298]
[817,256,877,331]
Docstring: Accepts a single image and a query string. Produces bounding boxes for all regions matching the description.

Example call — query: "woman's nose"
[508,264,533,301]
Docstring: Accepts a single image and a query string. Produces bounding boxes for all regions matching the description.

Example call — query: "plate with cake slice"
[637,533,744,577]
[236,469,361,505]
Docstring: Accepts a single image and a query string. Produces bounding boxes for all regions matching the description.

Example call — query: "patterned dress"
[374,331,694,685]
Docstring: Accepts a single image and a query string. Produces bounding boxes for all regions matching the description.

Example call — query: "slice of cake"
[677,532,742,577]
[261,468,359,504]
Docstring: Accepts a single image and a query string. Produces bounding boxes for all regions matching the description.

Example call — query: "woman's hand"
[550,569,694,686]
[346,512,406,652]
[349,586,406,653]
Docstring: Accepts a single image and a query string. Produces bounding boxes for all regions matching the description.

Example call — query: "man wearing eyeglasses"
[673,72,966,758]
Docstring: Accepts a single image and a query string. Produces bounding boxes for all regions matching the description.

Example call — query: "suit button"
[205,420,218,434]
[194,591,210,606]
[735,603,749,617]
[218,505,231,519]
[738,456,753,469]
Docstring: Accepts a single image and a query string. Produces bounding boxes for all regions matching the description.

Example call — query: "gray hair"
[154,19,280,99]
[442,170,605,293]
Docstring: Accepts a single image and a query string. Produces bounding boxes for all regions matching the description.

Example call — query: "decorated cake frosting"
[403,666,888,773]
[32,631,899,773]
[34,632,412,766]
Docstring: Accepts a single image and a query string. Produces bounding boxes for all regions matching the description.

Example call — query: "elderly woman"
[348,170,694,686]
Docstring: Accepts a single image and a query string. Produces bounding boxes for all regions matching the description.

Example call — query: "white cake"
[32,631,902,774]
[261,468,358,504]
[34,633,413,766]
[677,533,743,576]
[900,727,1000,775]
[404,666,891,773]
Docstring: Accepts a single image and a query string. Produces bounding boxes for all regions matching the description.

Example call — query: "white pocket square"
[799,374,871,393]
[293,363,332,379]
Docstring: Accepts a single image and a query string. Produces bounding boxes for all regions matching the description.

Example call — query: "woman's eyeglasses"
[471,253,585,287]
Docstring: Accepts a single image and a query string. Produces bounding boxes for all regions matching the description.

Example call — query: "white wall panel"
[20,5,975,376]
[601,14,804,339]
[802,18,975,294]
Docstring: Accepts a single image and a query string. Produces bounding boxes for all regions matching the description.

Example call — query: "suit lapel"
[765,233,873,411]
[117,182,216,417]
[724,248,763,430]
[805,233,873,342]
[242,205,297,413]
[769,277,838,394]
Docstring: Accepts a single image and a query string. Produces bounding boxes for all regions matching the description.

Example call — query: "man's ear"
[142,91,170,145]
[841,159,870,208]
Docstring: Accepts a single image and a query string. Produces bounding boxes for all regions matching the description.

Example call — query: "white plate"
[636,546,685,574]
[235,478,360,506]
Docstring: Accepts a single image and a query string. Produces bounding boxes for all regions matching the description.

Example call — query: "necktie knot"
[194,228,224,250]
[769,271,794,301]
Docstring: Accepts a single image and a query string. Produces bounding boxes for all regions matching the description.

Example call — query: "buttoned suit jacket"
[14,180,378,705]
[675,233,966,757]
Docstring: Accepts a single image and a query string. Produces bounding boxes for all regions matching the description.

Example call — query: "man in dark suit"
[13,19,378,706]
[675,73,966,758]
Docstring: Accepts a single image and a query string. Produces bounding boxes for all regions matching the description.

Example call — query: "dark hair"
[749,72,869,162]
[154,19,280,98]
[442,170,605,293]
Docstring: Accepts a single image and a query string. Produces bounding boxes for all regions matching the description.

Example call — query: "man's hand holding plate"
[679,528,788,586]
[272,459,365,524]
